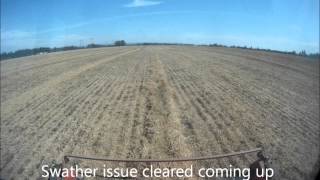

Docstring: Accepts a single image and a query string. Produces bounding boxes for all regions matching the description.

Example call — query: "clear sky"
[1,0,319,53]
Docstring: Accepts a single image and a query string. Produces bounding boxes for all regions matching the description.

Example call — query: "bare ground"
[0,46,319,179]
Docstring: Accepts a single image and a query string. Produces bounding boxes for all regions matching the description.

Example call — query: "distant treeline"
[0,44,111,60]
[0,40,127,60]
[133,42,195,46]
[207,43,320,59]
[1,41,319,60]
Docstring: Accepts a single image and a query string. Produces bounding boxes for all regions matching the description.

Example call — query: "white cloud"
[124,0,162,7]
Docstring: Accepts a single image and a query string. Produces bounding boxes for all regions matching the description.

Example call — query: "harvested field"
[0,46,319,179]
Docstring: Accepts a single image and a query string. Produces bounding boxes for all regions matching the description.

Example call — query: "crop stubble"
[0,46,319,179]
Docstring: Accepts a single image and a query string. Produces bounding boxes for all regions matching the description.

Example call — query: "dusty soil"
[1,46,319,179]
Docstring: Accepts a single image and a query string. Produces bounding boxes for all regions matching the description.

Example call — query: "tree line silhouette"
[1,41,319,60]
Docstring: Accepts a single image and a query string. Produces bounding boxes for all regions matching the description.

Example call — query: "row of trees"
[1,46,84,60]
[1,40,319,60]
[1,40,127,60]
[114,40,126,46]
[208,43,319,58]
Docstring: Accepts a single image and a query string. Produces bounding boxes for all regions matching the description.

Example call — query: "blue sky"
[1,0,319,53]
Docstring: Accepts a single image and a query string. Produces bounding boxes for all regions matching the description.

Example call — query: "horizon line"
[1,41,319,58]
